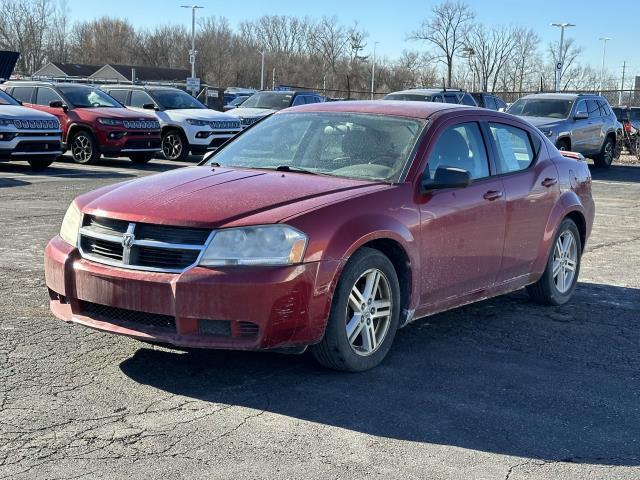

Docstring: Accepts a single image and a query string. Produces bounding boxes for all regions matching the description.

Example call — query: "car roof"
[281,100,473,119]
[387,88,466,96]
[520,92,601,100]
[102,85,183,92]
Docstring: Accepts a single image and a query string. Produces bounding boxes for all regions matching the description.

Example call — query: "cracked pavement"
[1,156,639,479]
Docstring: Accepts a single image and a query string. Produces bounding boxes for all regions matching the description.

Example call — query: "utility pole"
[181,5,203,93]
[599,37,611,95]
[551,23,576,92]
[272,68,276,90]
[370,41,379,100]
[619,61,626,105]
[258,50,265,90]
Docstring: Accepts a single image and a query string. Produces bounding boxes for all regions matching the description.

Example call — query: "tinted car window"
[587,100,601,118]
[291,95,306,107]
[58,86,120,108]
[461,94,476,106]
[0,89,20,106]
[495,98,507,110]
[443,94,459,104]
[384,93,432,101]
[484,96,497,110]
[489,123,535,174]
[130,90,155,108]
[241,92,294,110]
[574,99,588,116]
[11,86,35,103]
[107,89,129,105]
[427,122,490,180]
[630,108,640,121]
[35,87,63,106]
[432,95,443,102]
[305,95,321,104]
[597,100,611,117]
[508,98,573,118]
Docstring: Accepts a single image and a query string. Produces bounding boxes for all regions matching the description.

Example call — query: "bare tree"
[548,37,583,91]
[410,1,474,87]
[510,28,541,93]
[464,24,517,92]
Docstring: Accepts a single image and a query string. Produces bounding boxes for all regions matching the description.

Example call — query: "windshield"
[241,92,293,110]
[151,89,205,110]
[384,93,432,102]
[630,109,640,121]
[229,95,250,106]
[58,86,121,108]
[0,89,19,106]
[507,98,573,119]
[206,112,425,182]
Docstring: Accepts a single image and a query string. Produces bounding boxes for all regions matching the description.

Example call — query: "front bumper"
[44,236,333,350]
[96,128,162,155]
[184,127,242,153]
[0,131,63,160]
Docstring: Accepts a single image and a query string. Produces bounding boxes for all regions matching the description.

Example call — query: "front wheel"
[128,153,154,164]
[161,130,188,161]
[311,248,401,372]
[593,137,614,168]
[527,218,581,306]
[70,131,100,164]
[27,157,55,170]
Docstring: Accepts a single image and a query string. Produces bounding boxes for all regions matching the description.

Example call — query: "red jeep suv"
[1,82,161,164]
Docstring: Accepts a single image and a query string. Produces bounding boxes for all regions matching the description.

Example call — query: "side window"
[489,123,536,174]
[305,95,320,104]
[291,95,306,106]
[495,98,507,111]
[443,94,459,104]
[484,96,497,110]
[108,89,129,105]
[574,99,587,116]
[35,87,63,106]
[427,122,490,180]
[587,99,601,118]
[432,95,443,103]
[129,90,155,108]
[11,86,35,103]
[597,100,611,116]
[461,94,476,106]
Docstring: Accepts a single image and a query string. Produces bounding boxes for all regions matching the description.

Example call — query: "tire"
[70,130,100,164]
[311,248,401,372]
[527,218,581,306]
[556,138,570,151]
[162,129,188,161]
[27,157,55,170]
[593,136,615,168]
[128,153,154,164]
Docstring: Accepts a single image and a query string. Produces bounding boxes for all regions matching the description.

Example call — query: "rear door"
[571,99,591,153]
[128,90,156,113]
[485,121,560,282]
[586,99,605,153]
[33,87,68,135]
[9,86,35,105]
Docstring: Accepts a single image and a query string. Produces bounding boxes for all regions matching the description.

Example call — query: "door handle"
[483,190,503,201]
[541,177,558,187]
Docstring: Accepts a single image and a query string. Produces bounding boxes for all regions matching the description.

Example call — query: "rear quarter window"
[488,123,537,174]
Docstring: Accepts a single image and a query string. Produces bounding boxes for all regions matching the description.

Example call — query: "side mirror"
[421,167,472,193]
[49,100,68,111]
[574,110,588,120]
[142,103,157,110]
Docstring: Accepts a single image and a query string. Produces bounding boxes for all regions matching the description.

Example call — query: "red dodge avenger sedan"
[44,101,594,371]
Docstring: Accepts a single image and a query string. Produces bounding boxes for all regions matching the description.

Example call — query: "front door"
[418,121,506,305]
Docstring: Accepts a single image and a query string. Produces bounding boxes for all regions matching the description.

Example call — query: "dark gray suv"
[507,93,618,168]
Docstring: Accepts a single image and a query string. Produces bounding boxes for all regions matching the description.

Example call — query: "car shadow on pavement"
[591,163,640,183]
[0,162,136,180]
[120,282,640,466]
[55,155,192,172]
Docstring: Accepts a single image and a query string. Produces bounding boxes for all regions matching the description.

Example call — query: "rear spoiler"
[559,151,585,161]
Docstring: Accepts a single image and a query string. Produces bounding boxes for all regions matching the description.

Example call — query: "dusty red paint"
[44,102,595,350]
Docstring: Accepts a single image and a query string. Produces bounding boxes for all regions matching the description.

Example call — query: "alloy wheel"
[603,140,614,164]
[162,133,183,160]
[345,268,392,356]
[552,230,578,294]
[71,134,93,163]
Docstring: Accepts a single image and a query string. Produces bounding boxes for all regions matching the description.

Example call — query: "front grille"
[78,215,212,272]
[80,301,176,332]
[124,138,161,150]
[14,141,61,152]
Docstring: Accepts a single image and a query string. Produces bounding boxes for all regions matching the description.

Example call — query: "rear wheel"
[128,153,154,164]
[311,248,401,372]
[593,137,615,168]
[162,130,188,161]
[527,218,581,306]
[70,130,100,164]
[27,157,55,170]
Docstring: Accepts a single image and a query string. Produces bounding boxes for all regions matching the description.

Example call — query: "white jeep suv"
[0,88,62,169]
[102,86,242,161]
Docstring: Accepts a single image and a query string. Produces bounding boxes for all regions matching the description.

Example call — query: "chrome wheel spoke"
[362,270,381,300]
[346,314,364,343]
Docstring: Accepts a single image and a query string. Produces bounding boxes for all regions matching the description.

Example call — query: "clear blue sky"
[67,0,639,85]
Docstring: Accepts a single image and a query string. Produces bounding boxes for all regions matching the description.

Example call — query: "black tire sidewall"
[319,248,401,372]
[541,219,582,305]
[595,137,614,168]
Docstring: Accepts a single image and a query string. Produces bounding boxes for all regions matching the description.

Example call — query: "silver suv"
[507,93,618,168]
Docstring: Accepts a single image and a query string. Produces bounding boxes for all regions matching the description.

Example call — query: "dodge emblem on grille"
[122,233,135,248]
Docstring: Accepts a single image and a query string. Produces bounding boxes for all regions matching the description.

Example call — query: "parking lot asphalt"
[0,155,639,480]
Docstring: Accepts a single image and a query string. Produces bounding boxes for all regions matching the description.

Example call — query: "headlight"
[59,202,82,246]
[199,225,307,267]
[186,118,208,126]
[97,118,123,126]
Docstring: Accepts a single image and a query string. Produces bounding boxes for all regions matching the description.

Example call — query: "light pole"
[371,41,379,100]
[599,37,611,95]
[551,23,575,92]
[258,50,265,90]
[181,5,204,89]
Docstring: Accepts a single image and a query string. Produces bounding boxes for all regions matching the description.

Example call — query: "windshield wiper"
[275,165,317,175]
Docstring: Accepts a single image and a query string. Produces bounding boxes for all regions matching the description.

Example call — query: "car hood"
[225,107,277,118]
[0,105,57,120]
[77,166,388,229]
[519,116,565,129]
[81,107,157,120]
[161,109,238,122]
